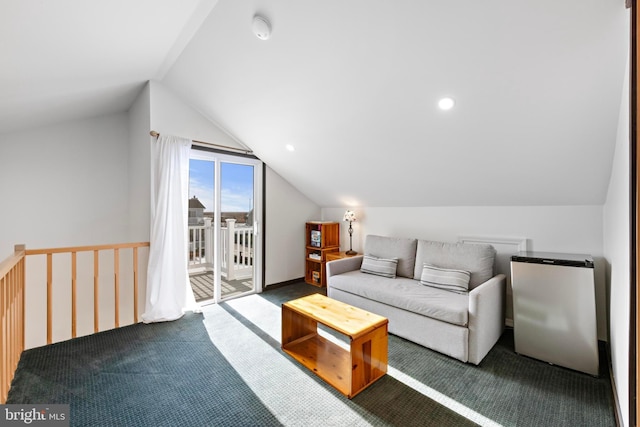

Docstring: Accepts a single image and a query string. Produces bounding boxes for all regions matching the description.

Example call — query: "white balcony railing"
[188,219,253,280]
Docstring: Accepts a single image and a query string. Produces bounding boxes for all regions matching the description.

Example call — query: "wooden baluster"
[19,258,24,358]
[71,252,77,338]
[5,271,9,396]
[16,246,25,354]
[46,253,52,345]
[1,275,6,402]
[13,268,18,385]
[7,268,12,394]
[93,250,99,334]
[6,269,11,403]
[9,269,15,388]
[114,248,119,328]
[133,247,139,323]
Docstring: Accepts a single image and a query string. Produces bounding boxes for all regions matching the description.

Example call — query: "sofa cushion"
[364,235,417,278]
[328,270,469,326]
[420,264,471,294]
[413,240,495,290]
[361,255,398,278]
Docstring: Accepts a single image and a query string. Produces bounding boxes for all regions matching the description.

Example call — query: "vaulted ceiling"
[0,0,211,132]
[2,0,629,208]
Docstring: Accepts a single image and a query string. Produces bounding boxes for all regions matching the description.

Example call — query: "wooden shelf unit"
[305,222,339,287]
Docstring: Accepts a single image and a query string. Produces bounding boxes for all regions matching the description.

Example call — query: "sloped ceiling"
[1,1,629,208]
[162,0,629,207]
[0,0,217,133]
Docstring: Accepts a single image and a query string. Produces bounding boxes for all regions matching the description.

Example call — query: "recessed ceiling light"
[438,97,455,110]
[285,144,295,152]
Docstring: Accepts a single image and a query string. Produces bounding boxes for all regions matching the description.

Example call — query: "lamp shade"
[343,210,356,222]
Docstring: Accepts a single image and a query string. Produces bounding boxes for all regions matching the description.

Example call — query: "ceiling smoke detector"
[252,15,271,40]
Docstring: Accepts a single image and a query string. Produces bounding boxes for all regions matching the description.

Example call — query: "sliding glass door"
[187,149,262,304]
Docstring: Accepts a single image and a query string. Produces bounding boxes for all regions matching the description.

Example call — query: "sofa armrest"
[467,273,506,365]
[326,255,363,279]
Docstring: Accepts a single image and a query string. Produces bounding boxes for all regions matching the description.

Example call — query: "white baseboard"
[606,342,624,427]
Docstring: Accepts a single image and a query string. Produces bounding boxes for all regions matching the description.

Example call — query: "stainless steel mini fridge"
[510,252,598,376]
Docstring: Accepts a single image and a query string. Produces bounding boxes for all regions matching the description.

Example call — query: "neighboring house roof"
[189,196,206,210]
[220,212,248,224]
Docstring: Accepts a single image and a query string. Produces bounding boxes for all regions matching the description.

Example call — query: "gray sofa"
[326,235,506,365]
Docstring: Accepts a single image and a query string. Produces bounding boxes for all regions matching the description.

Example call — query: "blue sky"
[189,159,254,212]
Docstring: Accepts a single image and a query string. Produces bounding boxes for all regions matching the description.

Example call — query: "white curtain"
[142,134,197,323]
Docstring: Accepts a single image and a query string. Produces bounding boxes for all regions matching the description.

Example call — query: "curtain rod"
[149,130,253,155]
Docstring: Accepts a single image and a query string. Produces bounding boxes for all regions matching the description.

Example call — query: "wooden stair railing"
[0,241,150,404]
[0,245,25,404]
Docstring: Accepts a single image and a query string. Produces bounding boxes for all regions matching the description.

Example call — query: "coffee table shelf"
[283,333,352,395]
[281,293,388,398]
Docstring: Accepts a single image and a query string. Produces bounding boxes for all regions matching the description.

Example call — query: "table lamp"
[343,210,357,255]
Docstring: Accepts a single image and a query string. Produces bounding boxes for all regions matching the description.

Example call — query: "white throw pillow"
[420,264,471,294]
[361,254,398,278]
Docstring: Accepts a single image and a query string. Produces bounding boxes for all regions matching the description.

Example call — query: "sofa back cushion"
[364,235,417,278]
[413,240,495,289]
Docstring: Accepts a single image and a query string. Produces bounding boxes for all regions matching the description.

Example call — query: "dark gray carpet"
[7,312,282,426]
[8,282,616,427]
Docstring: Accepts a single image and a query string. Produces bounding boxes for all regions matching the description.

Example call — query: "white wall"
[322,205,607,340]
[0,113,136,348]
[603,54,630,427]
[150,80,244,149]
[265,167,320,286]
[125,83,151,327]
[127,82,151,242]
[0,113,130,257]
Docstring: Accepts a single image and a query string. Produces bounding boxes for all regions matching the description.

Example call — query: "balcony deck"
[189,272,253,302]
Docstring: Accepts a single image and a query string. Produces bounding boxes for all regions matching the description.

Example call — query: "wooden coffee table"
[281,293,388,398]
